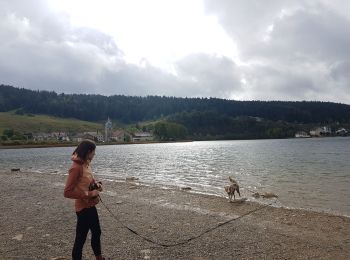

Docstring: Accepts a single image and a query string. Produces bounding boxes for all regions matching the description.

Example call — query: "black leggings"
[72,206,102,260]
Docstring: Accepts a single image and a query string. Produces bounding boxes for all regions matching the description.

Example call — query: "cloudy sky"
[1,0,350,104]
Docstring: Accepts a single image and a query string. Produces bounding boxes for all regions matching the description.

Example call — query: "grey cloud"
[255,8,350,62]
[175,53,242,98]
[248,7,350,103]
[243,65,321,101]
[204,0,350,103]
[203,0,299,54]
[97,64,179,96]
[0,0,158,95]
[96,53,243,98]
[0,0,69,42]
[0,0,122,89]
[2,0,350,103]
[0,0,243,98]
[330,61,350,81]
[73,27,124,57]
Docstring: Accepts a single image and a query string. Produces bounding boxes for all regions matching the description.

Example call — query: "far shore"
[0,140,193,149]
[2,135,349,150]
[1,169,349,259]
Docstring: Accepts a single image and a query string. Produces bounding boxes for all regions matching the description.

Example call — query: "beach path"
[0,170,349,259]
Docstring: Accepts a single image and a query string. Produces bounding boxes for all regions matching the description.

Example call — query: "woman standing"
[64,140,105,260]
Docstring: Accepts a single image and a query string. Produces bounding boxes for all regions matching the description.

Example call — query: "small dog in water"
[224,177,241,202]
[252,191,278,199]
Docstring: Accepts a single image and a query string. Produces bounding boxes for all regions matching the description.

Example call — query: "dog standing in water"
[224,177,241,202]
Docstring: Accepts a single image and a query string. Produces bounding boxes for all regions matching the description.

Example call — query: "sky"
[1,0,350,104]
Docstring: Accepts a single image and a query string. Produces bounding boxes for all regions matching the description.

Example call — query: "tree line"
[1,84,350,140]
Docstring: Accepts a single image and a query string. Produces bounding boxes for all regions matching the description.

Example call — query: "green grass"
[0,112,103,134]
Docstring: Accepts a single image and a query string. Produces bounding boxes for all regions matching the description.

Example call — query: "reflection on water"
[1,137,350,216]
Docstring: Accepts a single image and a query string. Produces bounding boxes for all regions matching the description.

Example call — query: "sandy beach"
[1,170,350,260]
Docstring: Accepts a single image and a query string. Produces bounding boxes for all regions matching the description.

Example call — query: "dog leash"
[98,195,174,247]
[98,195,277,248]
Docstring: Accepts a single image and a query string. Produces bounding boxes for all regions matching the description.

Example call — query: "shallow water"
[1,137,350,216]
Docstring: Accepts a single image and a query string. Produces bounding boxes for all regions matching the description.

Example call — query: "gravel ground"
[1,170,350,260]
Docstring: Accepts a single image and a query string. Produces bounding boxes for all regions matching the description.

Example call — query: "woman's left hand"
[96,182,103,192]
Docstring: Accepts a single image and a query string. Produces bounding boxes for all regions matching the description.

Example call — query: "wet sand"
[1,170,350,259]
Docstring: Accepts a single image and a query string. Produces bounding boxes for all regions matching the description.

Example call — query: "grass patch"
[0,112,103,134]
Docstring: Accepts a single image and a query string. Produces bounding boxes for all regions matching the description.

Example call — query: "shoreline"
[1,170,350,259]
[4,164,350,218]
[0,140,193,149]
[1,136,349,150]
[131,178,350,219]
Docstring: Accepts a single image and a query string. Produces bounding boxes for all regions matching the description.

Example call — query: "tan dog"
[261,192,278,198]
[252,191,278,199]
[224,177,241,202]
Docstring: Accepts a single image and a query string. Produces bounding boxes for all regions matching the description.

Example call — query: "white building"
[33,133,51,141]
[71,133,85,143]
[84,131,104,142]
[336,128,348,136]
[110,130,131,142]
[295,131,311,138]
[132,132,154,142]
[310,126,332,137]
[51,132,70,141]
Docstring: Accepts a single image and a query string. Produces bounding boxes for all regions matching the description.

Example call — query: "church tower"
[105,117,113,141]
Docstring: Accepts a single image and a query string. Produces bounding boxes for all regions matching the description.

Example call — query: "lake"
[1,137,350,216]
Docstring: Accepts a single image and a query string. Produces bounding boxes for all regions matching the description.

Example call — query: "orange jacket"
[64,155,99,212]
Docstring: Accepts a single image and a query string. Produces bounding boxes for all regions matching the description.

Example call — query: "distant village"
[3,118,350,146]
[32,118,154,143]
[295,126,349,138]
[24,122,350,143]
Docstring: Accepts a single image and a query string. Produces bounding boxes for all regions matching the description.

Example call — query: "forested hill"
[1,84,350,124]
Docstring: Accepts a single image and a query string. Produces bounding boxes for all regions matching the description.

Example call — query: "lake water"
[1,137,350,216]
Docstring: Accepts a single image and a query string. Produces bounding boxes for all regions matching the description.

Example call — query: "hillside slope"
[2,84,350,124]
[1,84,350,140]
[0,112,103,134]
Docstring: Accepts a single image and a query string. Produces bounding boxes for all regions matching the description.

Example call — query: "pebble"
[12,234,23,241]
[141,249,151,260]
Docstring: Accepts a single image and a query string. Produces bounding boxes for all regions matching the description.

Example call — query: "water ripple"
[1,137,350,216]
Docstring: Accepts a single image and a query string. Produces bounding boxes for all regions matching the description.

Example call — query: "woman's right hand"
[87,195,100,207]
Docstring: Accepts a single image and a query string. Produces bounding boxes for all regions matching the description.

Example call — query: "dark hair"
[72,140,96,161]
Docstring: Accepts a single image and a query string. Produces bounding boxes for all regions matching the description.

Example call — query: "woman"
[64,140,105,260]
